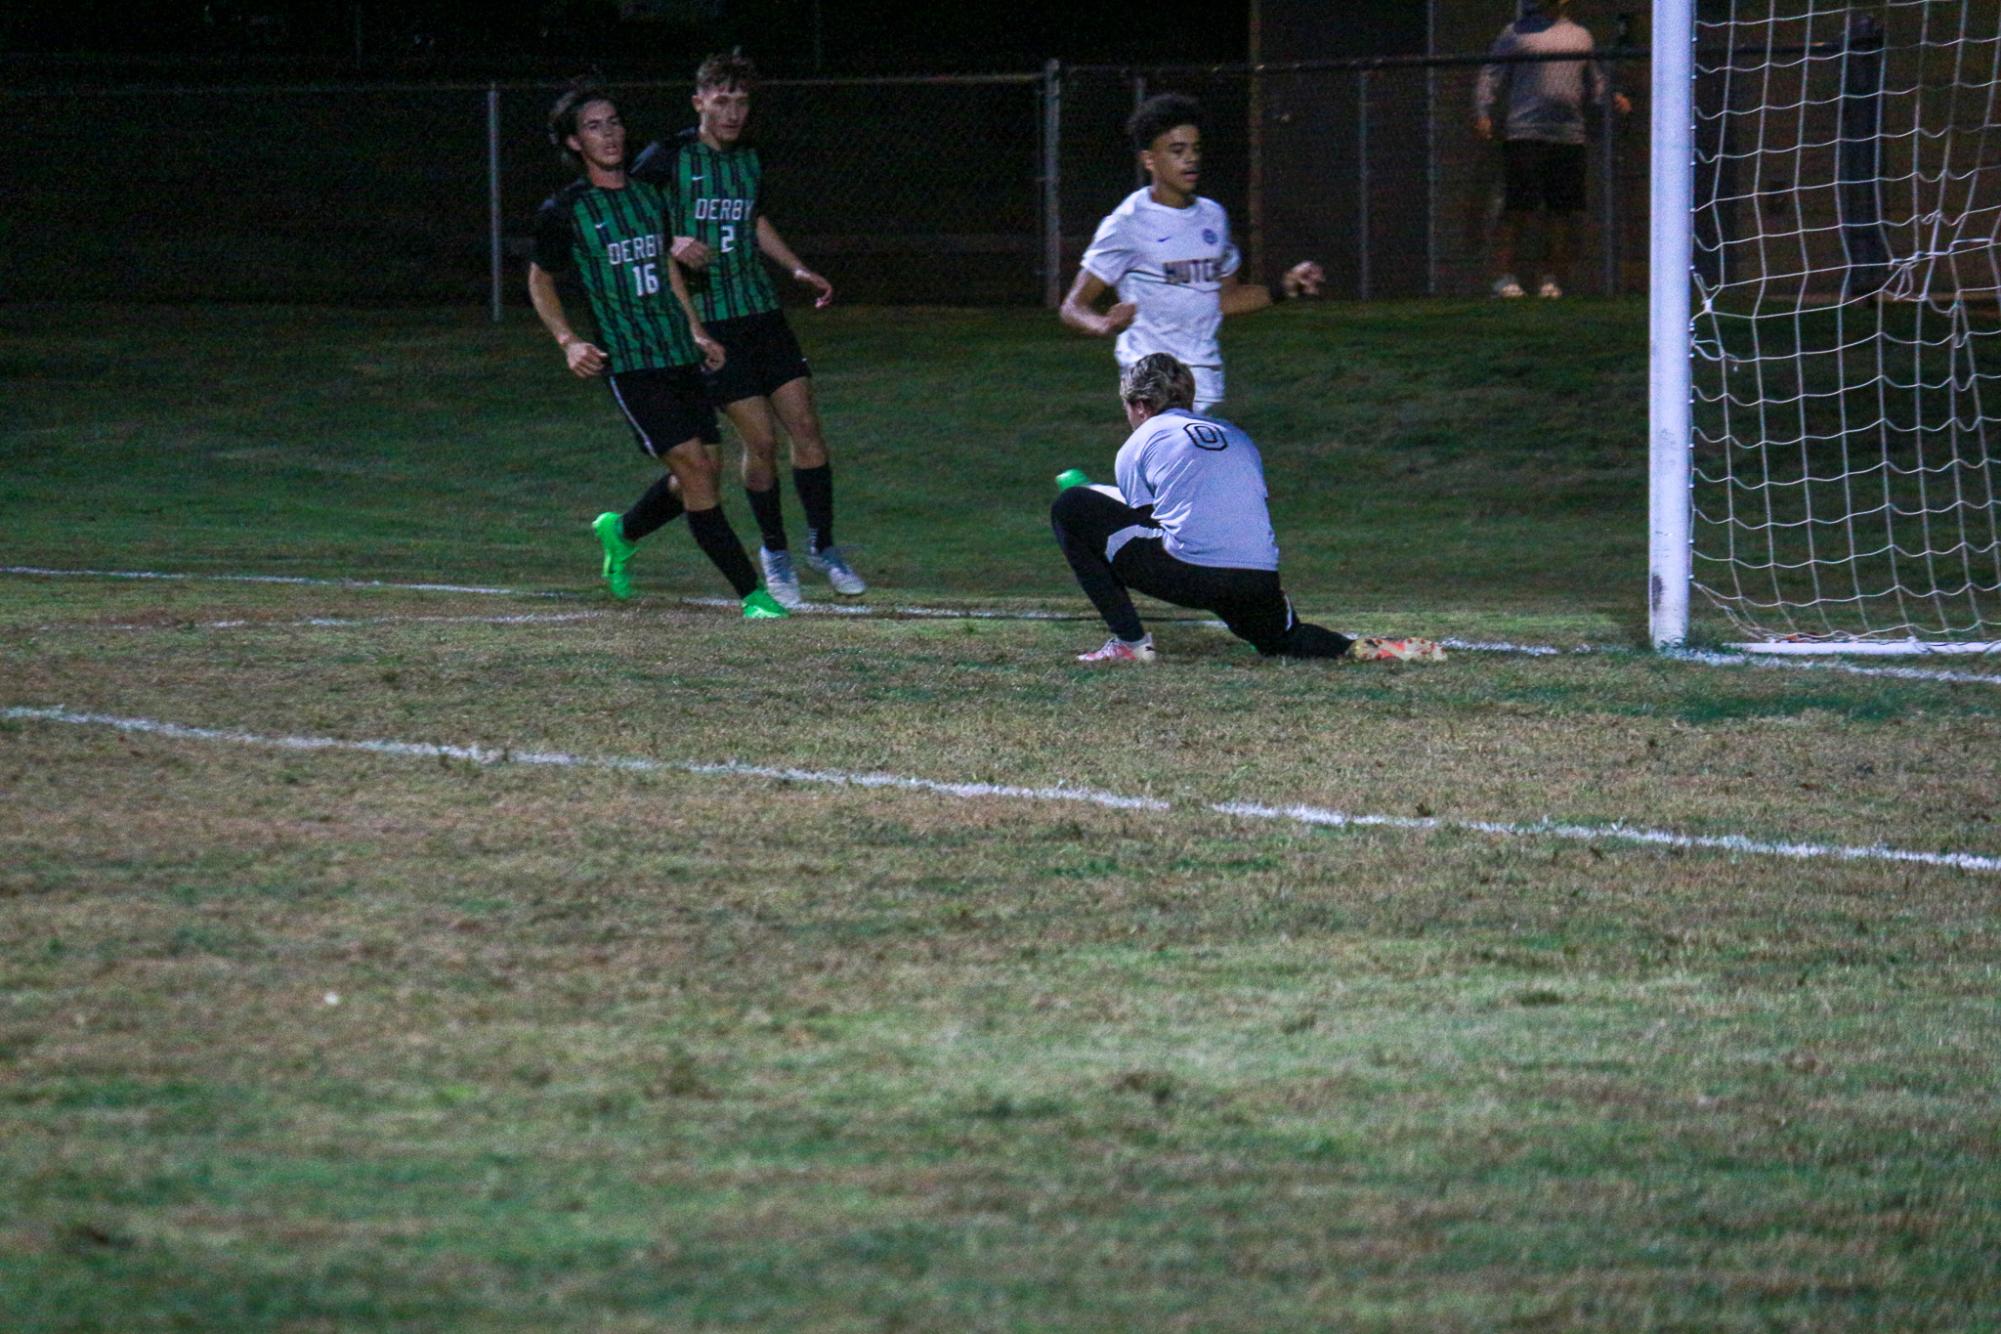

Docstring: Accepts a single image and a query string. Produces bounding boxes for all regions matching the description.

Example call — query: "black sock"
[686,504,760,599]
[1278,622,1355,659]
[621,475,685,543]
[745,485,787,552]
[793,464,834,552]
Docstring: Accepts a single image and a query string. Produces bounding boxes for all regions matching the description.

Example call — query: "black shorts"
[606,365,721,458]
[702,309,811,408]
[1502,140,1587,214]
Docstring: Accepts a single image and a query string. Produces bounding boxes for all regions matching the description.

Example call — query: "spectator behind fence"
[1474,0,1630,299]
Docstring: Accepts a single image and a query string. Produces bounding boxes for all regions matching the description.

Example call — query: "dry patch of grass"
[3,577,2000,1328]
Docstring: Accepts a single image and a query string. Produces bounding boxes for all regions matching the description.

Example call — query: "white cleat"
[1537,276,1563,299]
[1492,274,1525,299]
[759,547,803,609]
[805,545,867,597]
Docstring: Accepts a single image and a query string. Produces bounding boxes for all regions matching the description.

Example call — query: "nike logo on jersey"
[1155,235,1172,242]
[689,174,705,181]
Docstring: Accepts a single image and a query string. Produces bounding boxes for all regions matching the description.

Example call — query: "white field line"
[91,612,609,631]
[3,706,1167,814]
[1727,638,2001,657]
[1668,647,2001,689]
[8,564,2001,687]
[682,595,1091,621]
[8,704,1997,875]
[1,565,555,597]
[1209,802,2001,875]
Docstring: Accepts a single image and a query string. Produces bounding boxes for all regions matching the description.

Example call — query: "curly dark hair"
[1126,93,1204,153]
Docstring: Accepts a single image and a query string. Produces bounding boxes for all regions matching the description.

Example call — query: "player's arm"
[666,254,726,371]
[755,217,833,308]
[1586,43,1633,118]
[526,262,606,378]
[1474,30,1514,139]
[630,140,713,270]
[671,235,713,270]
[1217,261,1325,316]
[1059,268,1137,337]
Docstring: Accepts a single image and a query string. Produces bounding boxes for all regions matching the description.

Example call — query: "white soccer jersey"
[1114,409,1279,572]
[1082,189,1242,374]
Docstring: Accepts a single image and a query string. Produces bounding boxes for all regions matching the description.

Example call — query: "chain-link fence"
[2,55,1652,310]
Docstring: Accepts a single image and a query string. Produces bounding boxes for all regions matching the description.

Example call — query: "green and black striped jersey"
[531,177,701,373]
[632,130,780,324]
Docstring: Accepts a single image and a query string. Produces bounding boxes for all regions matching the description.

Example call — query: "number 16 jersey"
[532,177,702,373]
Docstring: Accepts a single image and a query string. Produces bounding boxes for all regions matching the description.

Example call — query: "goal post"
[1650,0,2001,656]
[1650,0,1696,650]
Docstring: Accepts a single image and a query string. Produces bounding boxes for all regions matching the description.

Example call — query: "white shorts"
[1190,364,1225,413]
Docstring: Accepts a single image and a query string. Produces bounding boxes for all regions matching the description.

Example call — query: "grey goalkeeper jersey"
[1114,409,1279,572]
[1474,15,1610,146]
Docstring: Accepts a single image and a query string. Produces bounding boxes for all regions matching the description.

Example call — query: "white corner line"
[8,705,1995,875]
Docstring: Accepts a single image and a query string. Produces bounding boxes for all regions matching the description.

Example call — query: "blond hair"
[1119,353,1197,414]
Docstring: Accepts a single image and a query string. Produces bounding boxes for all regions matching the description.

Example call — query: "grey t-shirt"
[1114,409,1280,572]
[1474,15,1610,146]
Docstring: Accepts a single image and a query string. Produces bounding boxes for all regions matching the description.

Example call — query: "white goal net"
[1671,0,2001,651]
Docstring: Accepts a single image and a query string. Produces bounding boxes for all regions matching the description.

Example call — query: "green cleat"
[591,511,637,600]
[741,588,790,619]
[1055,468,1092,492]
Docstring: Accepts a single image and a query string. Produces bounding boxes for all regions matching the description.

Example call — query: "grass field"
[3,300,1999,1330]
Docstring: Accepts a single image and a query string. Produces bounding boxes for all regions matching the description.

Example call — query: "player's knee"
[740,442,778,485]
[1050,484,1095,531]
[667,443,721,492]
[790,435,829,469]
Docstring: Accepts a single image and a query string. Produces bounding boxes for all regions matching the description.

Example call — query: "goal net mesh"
[1689,0,2001,644]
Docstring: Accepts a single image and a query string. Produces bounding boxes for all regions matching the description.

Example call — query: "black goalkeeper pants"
[1050,486,1353,658]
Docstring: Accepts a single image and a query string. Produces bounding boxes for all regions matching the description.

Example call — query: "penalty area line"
[7,704,1997,875]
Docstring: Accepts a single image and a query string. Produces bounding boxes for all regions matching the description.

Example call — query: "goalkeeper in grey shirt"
[1050,353,1444,665]
[1474,0,1629,299]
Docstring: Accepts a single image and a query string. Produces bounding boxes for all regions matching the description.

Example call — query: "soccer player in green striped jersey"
[630,53,865,608]
[527,81,787,618]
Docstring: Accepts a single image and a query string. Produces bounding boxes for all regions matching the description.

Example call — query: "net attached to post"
[1688,0,2001,654]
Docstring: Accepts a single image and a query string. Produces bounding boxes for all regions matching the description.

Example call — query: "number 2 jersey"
[1082,189,1242,373]
[532,177,703,373]
[631,129,780,325]
[1114,409,1279,571]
